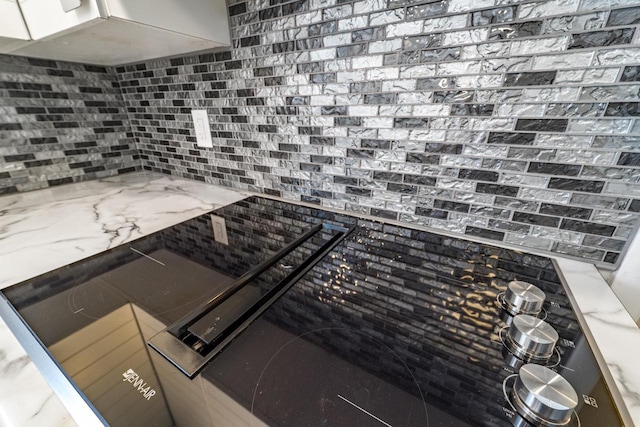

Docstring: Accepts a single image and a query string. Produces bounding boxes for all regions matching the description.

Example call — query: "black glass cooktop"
[0,196,623,427]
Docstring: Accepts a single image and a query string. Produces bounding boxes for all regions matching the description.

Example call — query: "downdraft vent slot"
[148,222,353,378]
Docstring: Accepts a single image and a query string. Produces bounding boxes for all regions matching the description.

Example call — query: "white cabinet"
[18,0,104,40]
[5,0,231,66]
[0,0,30,40]
[0,0,31,53]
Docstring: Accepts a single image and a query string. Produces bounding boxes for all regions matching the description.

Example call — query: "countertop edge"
[555,258,640,427]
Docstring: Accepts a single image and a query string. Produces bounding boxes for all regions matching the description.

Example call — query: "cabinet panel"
[13,18,227,65]
[107,0,230,45]
[18,0,104,40]
[0,0,30,40]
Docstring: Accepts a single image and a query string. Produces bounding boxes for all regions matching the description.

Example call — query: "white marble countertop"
[0,172,638,426]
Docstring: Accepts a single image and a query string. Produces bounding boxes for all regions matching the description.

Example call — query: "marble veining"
[0,319,76,427]
[0,172,247,289]
[556,258,640,426]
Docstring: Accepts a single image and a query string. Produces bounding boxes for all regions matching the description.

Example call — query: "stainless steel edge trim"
[0,294,107,427]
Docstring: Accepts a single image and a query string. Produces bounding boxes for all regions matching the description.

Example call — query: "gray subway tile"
[607,6,640,26]
[569,28,635,49]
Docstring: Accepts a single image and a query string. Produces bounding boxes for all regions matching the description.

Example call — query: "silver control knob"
[511,364,578,426]
[506,314,558,362]
[504,280,545,316]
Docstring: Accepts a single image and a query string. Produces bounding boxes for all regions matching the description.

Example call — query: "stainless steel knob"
[511,364,578,426]
[506,314,558,362]
[504,280,545,316]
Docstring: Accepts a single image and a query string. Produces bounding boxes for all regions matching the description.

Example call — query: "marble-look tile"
[556,258,640,426]
[0,172,247,290]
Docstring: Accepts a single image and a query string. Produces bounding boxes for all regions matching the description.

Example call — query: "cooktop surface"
[0,197,623,427]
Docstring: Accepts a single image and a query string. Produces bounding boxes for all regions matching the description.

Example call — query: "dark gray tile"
[347,149,375,159]
[515,119,568,132]
[504,71,556,86]
[548,178,605,193]
[351,27,385,42]
[311,73,336,83]
[309,21,336,36]
[229,2,247,16]
[365,93,396,104]
[370,208,398,220]
[569,28,635,49]
[240,36,261,47]
[539,203,592,219]
[296,37,323,50]
[404,175,437,186]
[425,143,463,154]
[450,104,495,116]
[605,102,640,116]
[282,0,307,16]
[309,136,336,146]
[394,118,430,128]
[617,152,640,166]
[604,252,620,264]
[337,43,368,57]
[607,6,640,26]
[434,199,470,213]
[415,207,449,219]
[373,171,402,182]
[387,182,417,194]
[458,169,499,182]
[417,77,455,90]
[321,105,346,115]
[336,117,362,126]
[465,226,505,241]
[513,212,560,227]
[476,183,519,197]
[351,81,382,93]
[406,153,441,164]
[487,132,535,145]
[346,186,372,196]
[560,219,615,236]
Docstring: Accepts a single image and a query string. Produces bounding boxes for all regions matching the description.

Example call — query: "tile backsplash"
[3,0,640,268]
[0,56,139,193]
